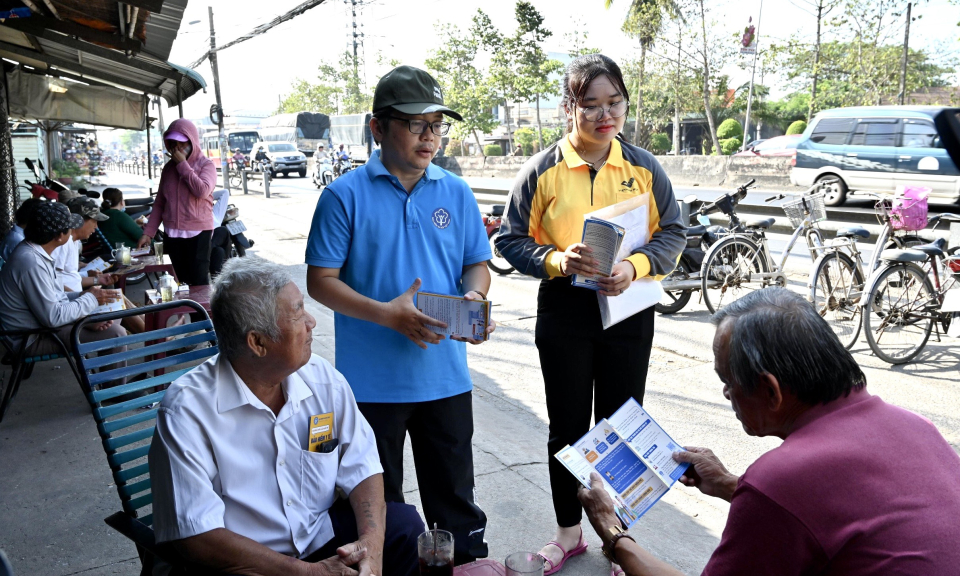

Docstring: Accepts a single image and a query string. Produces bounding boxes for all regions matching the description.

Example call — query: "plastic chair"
[71,300,220,575]
[0,317,83,424]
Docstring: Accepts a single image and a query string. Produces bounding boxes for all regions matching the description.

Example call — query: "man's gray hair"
[711,288,866,405]
[210,258,293,360]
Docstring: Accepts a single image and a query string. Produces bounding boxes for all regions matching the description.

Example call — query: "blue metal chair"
[0,318,83,424]
[0,549,13,576]
[71,300,219,575]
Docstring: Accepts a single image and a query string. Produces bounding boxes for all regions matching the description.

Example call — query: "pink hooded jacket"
[143,119,216,237]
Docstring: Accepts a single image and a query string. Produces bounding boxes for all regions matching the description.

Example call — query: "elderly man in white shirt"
[149,258,424,576]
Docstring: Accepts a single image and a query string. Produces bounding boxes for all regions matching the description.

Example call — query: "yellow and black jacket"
[497,135,685,281]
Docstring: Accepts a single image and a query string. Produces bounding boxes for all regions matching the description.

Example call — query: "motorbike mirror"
[37,159,45,171]
[23,158,34,171]
[682,194,699,204]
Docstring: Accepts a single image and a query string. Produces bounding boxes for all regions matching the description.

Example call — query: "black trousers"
[357,392,488,565]
[304,499,424,576]
[536,277,655,528]
[209,227,232,277]
[165,230,212,286]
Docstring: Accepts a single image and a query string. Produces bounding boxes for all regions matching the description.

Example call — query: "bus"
[329,112,376,164]
[258,112,330,157]
[201,128,261,171]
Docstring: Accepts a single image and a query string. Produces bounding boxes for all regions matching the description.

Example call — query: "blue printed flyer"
[555,399,690,528]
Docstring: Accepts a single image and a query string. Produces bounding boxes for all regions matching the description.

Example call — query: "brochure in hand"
[555,398,689,527]
[571,219,626,290]
[79,257,111,276]
[416,292,491,341]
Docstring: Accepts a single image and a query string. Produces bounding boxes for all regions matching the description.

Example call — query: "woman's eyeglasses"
[577,101,629,122]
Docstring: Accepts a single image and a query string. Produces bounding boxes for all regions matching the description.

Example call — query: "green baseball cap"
[373,66,462,121]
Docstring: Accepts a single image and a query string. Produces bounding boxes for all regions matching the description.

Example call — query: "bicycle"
[859,213,960,364]
[808,192,932,349]
[699,181,830,314]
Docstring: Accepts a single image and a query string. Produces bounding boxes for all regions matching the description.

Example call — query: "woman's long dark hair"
[100,187,123,212]
[561,54,630,135]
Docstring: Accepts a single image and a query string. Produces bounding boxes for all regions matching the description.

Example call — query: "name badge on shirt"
[308,412,335,452]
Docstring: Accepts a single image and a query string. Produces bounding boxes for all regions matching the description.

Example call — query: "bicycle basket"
[782,192,827,228]
[890,186,930,231]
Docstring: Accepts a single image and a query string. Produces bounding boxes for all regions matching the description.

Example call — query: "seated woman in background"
[98,187,144,248]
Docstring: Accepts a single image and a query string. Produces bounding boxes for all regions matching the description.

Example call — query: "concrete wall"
[434,154,799,190]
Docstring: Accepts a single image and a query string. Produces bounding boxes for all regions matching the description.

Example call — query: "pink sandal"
[538,528,588,575]
[611,565,625,576]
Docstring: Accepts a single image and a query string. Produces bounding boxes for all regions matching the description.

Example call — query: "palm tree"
[605,0,679,148]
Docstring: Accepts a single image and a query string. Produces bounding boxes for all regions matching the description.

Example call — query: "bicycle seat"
[491,204,505,217]
[745,217,775,230]
[686,225,707,236]
[912,238,947,258]
[837,226,870,240]
[879,249,928,263]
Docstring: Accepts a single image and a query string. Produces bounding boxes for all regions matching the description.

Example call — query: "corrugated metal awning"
[0,0,204,107]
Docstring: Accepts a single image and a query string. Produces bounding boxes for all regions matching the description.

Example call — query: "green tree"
[507,1,564,151]
[118,131,144,153]
[277,53,372,115]
[514,127,537,155]
[607,0,679,148]
[426,23,500,157]
[474,4,563,151]
[564,19,601,58]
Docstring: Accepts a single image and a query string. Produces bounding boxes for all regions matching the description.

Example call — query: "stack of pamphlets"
[555,398,689,527]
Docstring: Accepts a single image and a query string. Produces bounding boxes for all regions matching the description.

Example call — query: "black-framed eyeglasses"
[386,116,451,136]
[577,101,629,122]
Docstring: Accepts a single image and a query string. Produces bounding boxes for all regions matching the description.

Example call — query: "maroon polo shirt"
[703,388,960,576]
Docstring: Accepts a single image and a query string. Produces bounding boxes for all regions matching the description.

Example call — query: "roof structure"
[0,0,205,107]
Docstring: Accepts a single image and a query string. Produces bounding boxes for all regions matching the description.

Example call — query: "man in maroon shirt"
[578,288,960,576]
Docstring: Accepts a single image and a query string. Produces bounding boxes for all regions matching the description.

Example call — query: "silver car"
[251,142,308,178]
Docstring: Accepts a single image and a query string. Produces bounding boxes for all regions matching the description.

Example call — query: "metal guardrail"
[103,161,165,176]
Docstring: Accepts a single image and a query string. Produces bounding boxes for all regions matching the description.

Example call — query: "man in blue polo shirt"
[306,65,494,564]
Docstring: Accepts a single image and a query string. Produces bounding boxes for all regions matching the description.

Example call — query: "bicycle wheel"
[229,173,242,188]
[701,235,768,314]
[862,263,934,364]
[656,259,693,314]
[486,229,514,275]
[811,251,864,349]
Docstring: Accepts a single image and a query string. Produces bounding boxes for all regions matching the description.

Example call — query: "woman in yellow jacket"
[496,54,685,575]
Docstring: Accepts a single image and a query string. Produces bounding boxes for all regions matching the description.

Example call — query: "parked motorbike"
[483,204,514,275]
[221,203,253,258]
[656,179,756,314]
[313,154,334,189]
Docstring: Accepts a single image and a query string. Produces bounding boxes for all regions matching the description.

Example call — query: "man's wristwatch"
[601,525,635,564]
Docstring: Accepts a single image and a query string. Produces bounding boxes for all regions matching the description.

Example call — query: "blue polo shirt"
[305,150,491,403]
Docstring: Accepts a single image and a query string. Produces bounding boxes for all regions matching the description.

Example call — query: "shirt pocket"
[300,449,339,520]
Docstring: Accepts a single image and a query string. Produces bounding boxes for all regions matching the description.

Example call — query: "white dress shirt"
[52,236,82,292]
[149,353,383,559]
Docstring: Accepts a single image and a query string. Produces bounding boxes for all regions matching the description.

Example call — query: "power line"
[189,0,330,69]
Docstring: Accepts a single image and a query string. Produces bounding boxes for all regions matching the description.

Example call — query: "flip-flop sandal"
[611,565,625,576]
[538,530,588,575]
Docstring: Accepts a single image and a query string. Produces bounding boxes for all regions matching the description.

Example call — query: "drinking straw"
[433,523,438,557]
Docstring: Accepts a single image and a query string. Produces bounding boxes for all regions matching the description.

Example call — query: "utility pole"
[898,2,912,106]
[741,0,763,152]
[208,6,231,192]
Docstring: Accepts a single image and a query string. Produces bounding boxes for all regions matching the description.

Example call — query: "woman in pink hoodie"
[138,119,217,286]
